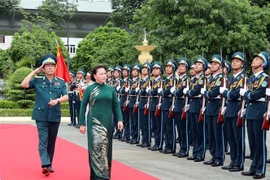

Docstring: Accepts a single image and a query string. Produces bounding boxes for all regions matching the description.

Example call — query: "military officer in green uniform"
[106,66,114,86]
[21,54,68,176]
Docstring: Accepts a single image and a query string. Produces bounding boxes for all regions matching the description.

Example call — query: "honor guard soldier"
[118,65,131,141]
[184,56,207,162]
[220,52,245,172]
[128,64,141,144]
[188,63,195,146]
[137,62,152,147]
[159,59,177,154]
[171,57,190,158]
[146,61,163,151]
[67,71,77,126]
[106,66,114,86]
[21,54,68,175]
[240,51,268,179]
[202,54,224,167]
[112,65,123,139]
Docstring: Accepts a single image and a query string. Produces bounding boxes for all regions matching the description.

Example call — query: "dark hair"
[91,64,107,81]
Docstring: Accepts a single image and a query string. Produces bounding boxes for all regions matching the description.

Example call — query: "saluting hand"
[118,121,124,131]
[34,65,44,74]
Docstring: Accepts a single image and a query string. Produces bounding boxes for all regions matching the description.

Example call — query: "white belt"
[211,95,221,99]
[192,95,201,98]
[256,98,265,102]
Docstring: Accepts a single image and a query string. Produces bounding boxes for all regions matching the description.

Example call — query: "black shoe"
[229,166,244,172]
[172,152,180,156]
[147,146,153,150]
[177,153,188,158]
[130,140,139,144]
[136,144,143,147]
[163,150,175,154]
[151,147,162,151]
[225,152,230,155]
[67,123,74,126]
[267,159,270,163]
[203,159,215,165]
[253,173,265,179]
[48,167,54,173]
[141,143,151,148]
[245,154,252,159]
[241,171,256,176]
[221,165,233,170]
[42,167,50,176]
[75,124,80,129]
[194,157,204,162]
[211,162,223,167]
[187,156,196,160]
[113,136,119,139]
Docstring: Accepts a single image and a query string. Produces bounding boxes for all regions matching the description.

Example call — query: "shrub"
[17,100,34,108]
[0,100,18,109]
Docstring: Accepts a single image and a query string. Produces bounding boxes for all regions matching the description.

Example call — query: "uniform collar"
[195,73,203,79]
[143,76,149,81]
[179,74,186,79]
[233,71,242,78]
[155,76,161,81]
[212,72,221,78]
[254,70,263,78]
[132,77,138,81]
[166,74,173,79]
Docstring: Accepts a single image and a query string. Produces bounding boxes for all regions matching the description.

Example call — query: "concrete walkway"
[1,117,270,180]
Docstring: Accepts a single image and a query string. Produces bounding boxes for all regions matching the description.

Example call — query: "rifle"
[218,51,225,124]
[262,53,270,130]
[181,77,189,120]
[237,49,247,127]
[123,79,130,112]
[155,80,163,116]
[198,72,206,122]
[169,79,176,118]
[133,80,141,113]
[144,80,151,115]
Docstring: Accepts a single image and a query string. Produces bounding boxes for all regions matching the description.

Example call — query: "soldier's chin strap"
[253,63,264,70]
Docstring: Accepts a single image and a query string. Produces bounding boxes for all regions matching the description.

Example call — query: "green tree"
[110,0,146,28]
[250,0,270,7]
[7,25,67,71]
[130,0,270,67]
[72,22,138,72]
[0,0,20,15]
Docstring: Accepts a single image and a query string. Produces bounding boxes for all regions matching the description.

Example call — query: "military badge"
[54,82,60,86]
[253,80,259,88]
[262,80,268,87]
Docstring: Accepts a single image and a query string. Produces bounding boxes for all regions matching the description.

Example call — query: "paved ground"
[1,117,270,180]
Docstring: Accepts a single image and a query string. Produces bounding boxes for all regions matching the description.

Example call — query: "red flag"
[55,46,71,82]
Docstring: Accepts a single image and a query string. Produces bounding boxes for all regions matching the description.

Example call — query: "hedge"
[0,109,70,117]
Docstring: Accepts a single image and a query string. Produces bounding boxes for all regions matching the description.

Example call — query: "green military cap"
[254,51,269,68]
[165,59,177,70]
[210,54,222,65]
[177,57,190,70]
[114,65,122,72]
[70,71,75,77]
[224,60,232,73]
[132,63,141,71]
[107,66,114,72]
[142,62,152,72]
[41,54,57,65]
[151,61,163,73]
[190,63,195,69]
[77,69,85,76]
[194,56,208,71]
[232,52,245,61]
[122,64,131,72]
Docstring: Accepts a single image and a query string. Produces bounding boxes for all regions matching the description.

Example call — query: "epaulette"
[262,72,268,77]
[35,76,43,78]
[55,76,64,81]
[218,74,223,78]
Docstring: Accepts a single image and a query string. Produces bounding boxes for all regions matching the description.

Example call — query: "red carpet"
[0,124,159,180]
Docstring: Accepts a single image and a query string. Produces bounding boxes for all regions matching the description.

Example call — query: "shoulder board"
[218,74,223,78]
[55,76,64,81]
[262,73,268,77]
[35,76,43,78]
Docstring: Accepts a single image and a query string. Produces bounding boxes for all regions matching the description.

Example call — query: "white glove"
[146,87,150,93]
[266,88,270,96]
[125,87,129,93]
[72,101,75,104]
[144,104,149,109]
[157,103,162,108]
[221,107,226,115]
[200,88,206,95]
[170,86,176,94]
[184,104,190,112]
[239,88,246,96]
[238,108,246,117]
[116,85,120,91]
[135,87,139,92]
[183,88,189,94]
[219,87,227,94]
[158,88,162,93]
[125,100,129,105]
[136,101,139,105]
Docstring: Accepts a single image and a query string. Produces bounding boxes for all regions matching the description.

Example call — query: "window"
[65,45,76,54]
[0,36,5,43]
